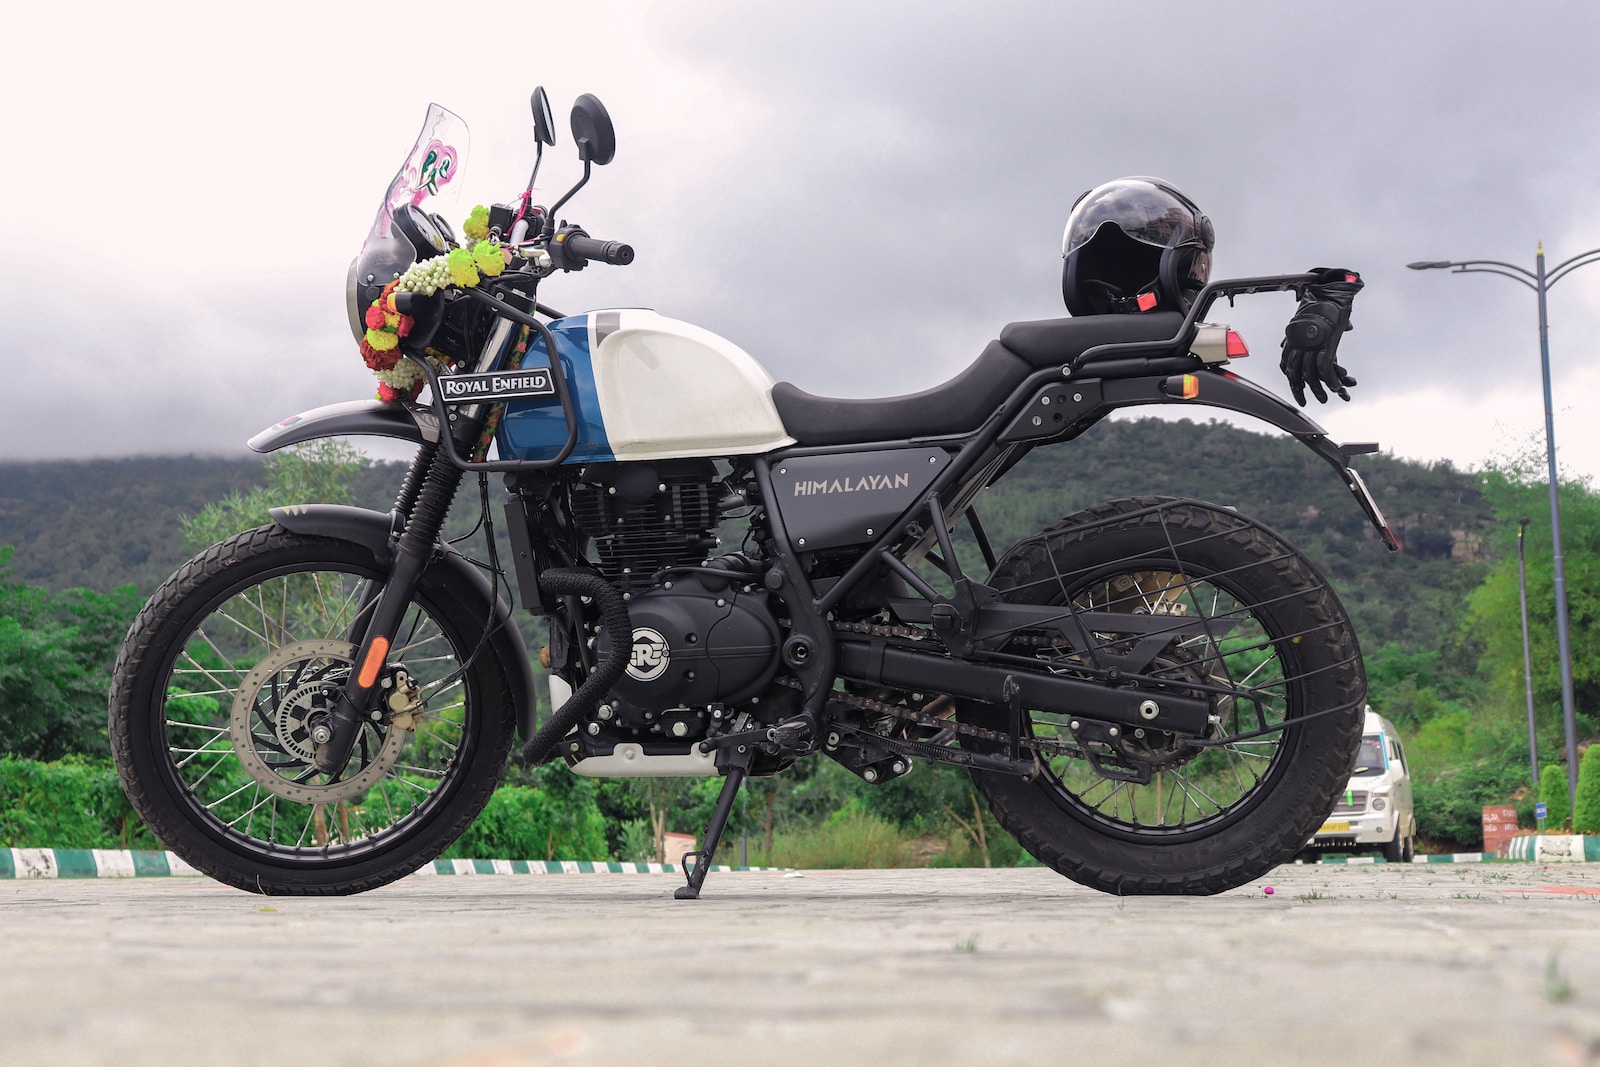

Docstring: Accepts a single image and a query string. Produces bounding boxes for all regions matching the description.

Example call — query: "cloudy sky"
[3,0,1598,482]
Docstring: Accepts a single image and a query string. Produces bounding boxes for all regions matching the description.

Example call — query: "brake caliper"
[383,667,426,732]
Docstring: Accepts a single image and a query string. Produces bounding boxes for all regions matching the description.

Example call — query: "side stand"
[674,747,752,900]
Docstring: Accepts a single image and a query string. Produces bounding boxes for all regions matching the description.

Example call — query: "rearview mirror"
[570,94,616,165]
[530,87,556,147]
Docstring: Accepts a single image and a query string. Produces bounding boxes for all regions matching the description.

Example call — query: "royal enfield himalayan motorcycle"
[109,89,1398,899]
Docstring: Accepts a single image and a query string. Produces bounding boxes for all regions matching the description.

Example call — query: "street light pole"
[1517,518,1539,792]
[1410,242,1600,814]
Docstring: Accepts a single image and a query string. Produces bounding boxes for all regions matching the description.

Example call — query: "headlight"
[1372,797,1387,811]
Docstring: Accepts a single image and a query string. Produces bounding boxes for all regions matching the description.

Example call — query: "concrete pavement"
[2,863,1598,1067]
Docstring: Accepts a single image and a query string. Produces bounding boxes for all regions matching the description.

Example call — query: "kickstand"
[674,747,752,900]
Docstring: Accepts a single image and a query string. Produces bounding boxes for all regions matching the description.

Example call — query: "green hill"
[0,417,1490,655]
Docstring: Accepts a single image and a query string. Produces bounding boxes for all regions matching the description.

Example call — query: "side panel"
[769,447,950,551]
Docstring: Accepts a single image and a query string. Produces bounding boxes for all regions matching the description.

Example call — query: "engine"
[568,460,784,736]
[569,459,722,595]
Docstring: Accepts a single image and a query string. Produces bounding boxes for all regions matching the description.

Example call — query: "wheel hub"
[229,639,410,803]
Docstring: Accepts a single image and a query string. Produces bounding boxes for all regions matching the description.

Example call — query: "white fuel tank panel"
[592,310,796,460]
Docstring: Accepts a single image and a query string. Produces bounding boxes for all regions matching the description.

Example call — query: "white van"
[1304,708,1417,862]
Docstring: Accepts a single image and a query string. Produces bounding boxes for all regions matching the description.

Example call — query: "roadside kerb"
[1502,834,1600,862]
[0,848,782,880]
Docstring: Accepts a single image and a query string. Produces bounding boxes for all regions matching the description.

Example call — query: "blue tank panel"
[495,314,616,463]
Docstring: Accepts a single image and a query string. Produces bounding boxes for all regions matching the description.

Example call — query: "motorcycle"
[109,89,1398,899]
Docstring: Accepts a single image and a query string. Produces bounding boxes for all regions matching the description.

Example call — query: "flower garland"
[359,206,509,402]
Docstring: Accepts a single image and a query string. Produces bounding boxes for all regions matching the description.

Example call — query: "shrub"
[1539,763,1571,830]
[752,800,920,869]
[1574,746,1600,834]
[443,783,608,861]
[0,757,158,849]
[1412,756,1534,850]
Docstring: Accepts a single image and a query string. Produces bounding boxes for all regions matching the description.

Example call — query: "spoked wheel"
[109,525,515,895]
[958,497,1365,895]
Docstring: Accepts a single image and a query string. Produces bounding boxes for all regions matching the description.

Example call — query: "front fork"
[313,444,465,775]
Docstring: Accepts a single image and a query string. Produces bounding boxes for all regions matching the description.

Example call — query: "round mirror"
[530,87,556,147]
[570,94,616,166]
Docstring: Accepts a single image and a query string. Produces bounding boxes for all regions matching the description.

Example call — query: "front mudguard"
[268,503,538,742]
[249,400,438,454]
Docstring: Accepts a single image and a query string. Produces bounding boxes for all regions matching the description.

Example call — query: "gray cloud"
[2,0,1597,473]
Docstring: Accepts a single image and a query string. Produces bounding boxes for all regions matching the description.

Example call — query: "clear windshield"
[1351,735,1386,777]
[363,104,470,252]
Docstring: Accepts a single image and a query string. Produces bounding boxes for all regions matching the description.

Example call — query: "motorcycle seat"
[770,313,1190,448]
[771,340,1031,447]
[998,311,1186,367]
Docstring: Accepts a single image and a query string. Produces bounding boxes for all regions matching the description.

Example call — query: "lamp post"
[1516,518,1539,791]
[1409,244,1600,814]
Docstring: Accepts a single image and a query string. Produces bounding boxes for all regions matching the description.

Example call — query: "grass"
[1546,952,1574,1004]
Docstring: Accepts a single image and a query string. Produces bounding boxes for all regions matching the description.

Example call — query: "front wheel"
[958,497,1365,895]
[109,525,517,895]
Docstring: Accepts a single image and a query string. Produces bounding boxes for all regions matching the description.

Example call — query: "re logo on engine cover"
[626,627,670,682]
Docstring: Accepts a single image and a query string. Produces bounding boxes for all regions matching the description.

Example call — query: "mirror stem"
[545,159,592,235]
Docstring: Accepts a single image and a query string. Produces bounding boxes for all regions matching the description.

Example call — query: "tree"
[0,549,141,760]
[1467,463,1600,754]
[1574,746,1600,835]
[1540,764,1570,830]
[181,439,365,548]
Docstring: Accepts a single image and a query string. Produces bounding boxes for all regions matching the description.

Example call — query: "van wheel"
[1382,827,1405,863]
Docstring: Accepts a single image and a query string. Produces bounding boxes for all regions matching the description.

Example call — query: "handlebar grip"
[562,234,635,265]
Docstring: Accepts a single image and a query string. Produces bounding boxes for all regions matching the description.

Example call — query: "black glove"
[1280,267,1363,406]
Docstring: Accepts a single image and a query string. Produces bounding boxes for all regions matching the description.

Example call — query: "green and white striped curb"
[0,849,782,880]
[413,859,784,876]
[0,849,202,879]
[1503,835,1600,863]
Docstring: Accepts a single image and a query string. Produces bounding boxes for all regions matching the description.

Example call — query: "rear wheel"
[958,498,1365,895]
[109,525,516,895]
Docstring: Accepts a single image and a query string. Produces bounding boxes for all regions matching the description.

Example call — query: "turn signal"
[1162,373,1201,399]
[1226,330,1250,358]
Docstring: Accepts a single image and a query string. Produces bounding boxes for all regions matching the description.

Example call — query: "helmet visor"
[1063,178,1209,256]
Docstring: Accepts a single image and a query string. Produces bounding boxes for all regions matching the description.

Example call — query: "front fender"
[267,503,539,741]
[249,400,440,454]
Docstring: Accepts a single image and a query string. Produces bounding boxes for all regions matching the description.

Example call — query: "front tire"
[959,497,1365,895]
[109,525,517,895]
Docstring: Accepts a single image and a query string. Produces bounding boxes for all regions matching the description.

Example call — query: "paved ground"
[3,863,1599,1067]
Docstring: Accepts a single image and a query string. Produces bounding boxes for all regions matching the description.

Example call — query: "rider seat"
[771,312,1185,447]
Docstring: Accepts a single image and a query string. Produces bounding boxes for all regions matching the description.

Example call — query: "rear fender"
[268,503,538,741]
[1010,369,1398,551]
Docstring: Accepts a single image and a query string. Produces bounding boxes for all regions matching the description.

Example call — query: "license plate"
[1319,821,1351,833]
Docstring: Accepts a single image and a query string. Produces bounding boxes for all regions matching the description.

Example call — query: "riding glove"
[1280,267,1363,406]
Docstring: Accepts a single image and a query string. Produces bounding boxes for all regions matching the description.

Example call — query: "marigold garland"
[359,210,511,402]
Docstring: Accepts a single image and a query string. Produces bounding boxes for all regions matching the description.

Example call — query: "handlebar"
[560,232,634,266]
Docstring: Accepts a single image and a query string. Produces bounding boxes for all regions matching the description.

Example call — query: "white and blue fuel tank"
[497,309,797,463]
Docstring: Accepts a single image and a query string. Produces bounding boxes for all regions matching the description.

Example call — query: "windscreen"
[362,104,470,253]
[1351,735,1386,777]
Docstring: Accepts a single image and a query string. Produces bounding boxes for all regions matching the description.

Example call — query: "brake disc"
[228,639,409,803]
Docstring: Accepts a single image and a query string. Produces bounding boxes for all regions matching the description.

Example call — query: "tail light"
[1191,323,1250,364]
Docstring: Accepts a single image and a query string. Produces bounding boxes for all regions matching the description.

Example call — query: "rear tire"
[958,498,1365,895]
[108,525,517,895]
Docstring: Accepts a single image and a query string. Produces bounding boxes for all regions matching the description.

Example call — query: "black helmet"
[1061,177,1214,316]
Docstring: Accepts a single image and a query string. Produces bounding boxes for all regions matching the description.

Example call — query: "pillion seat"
[771,312,1186,447]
